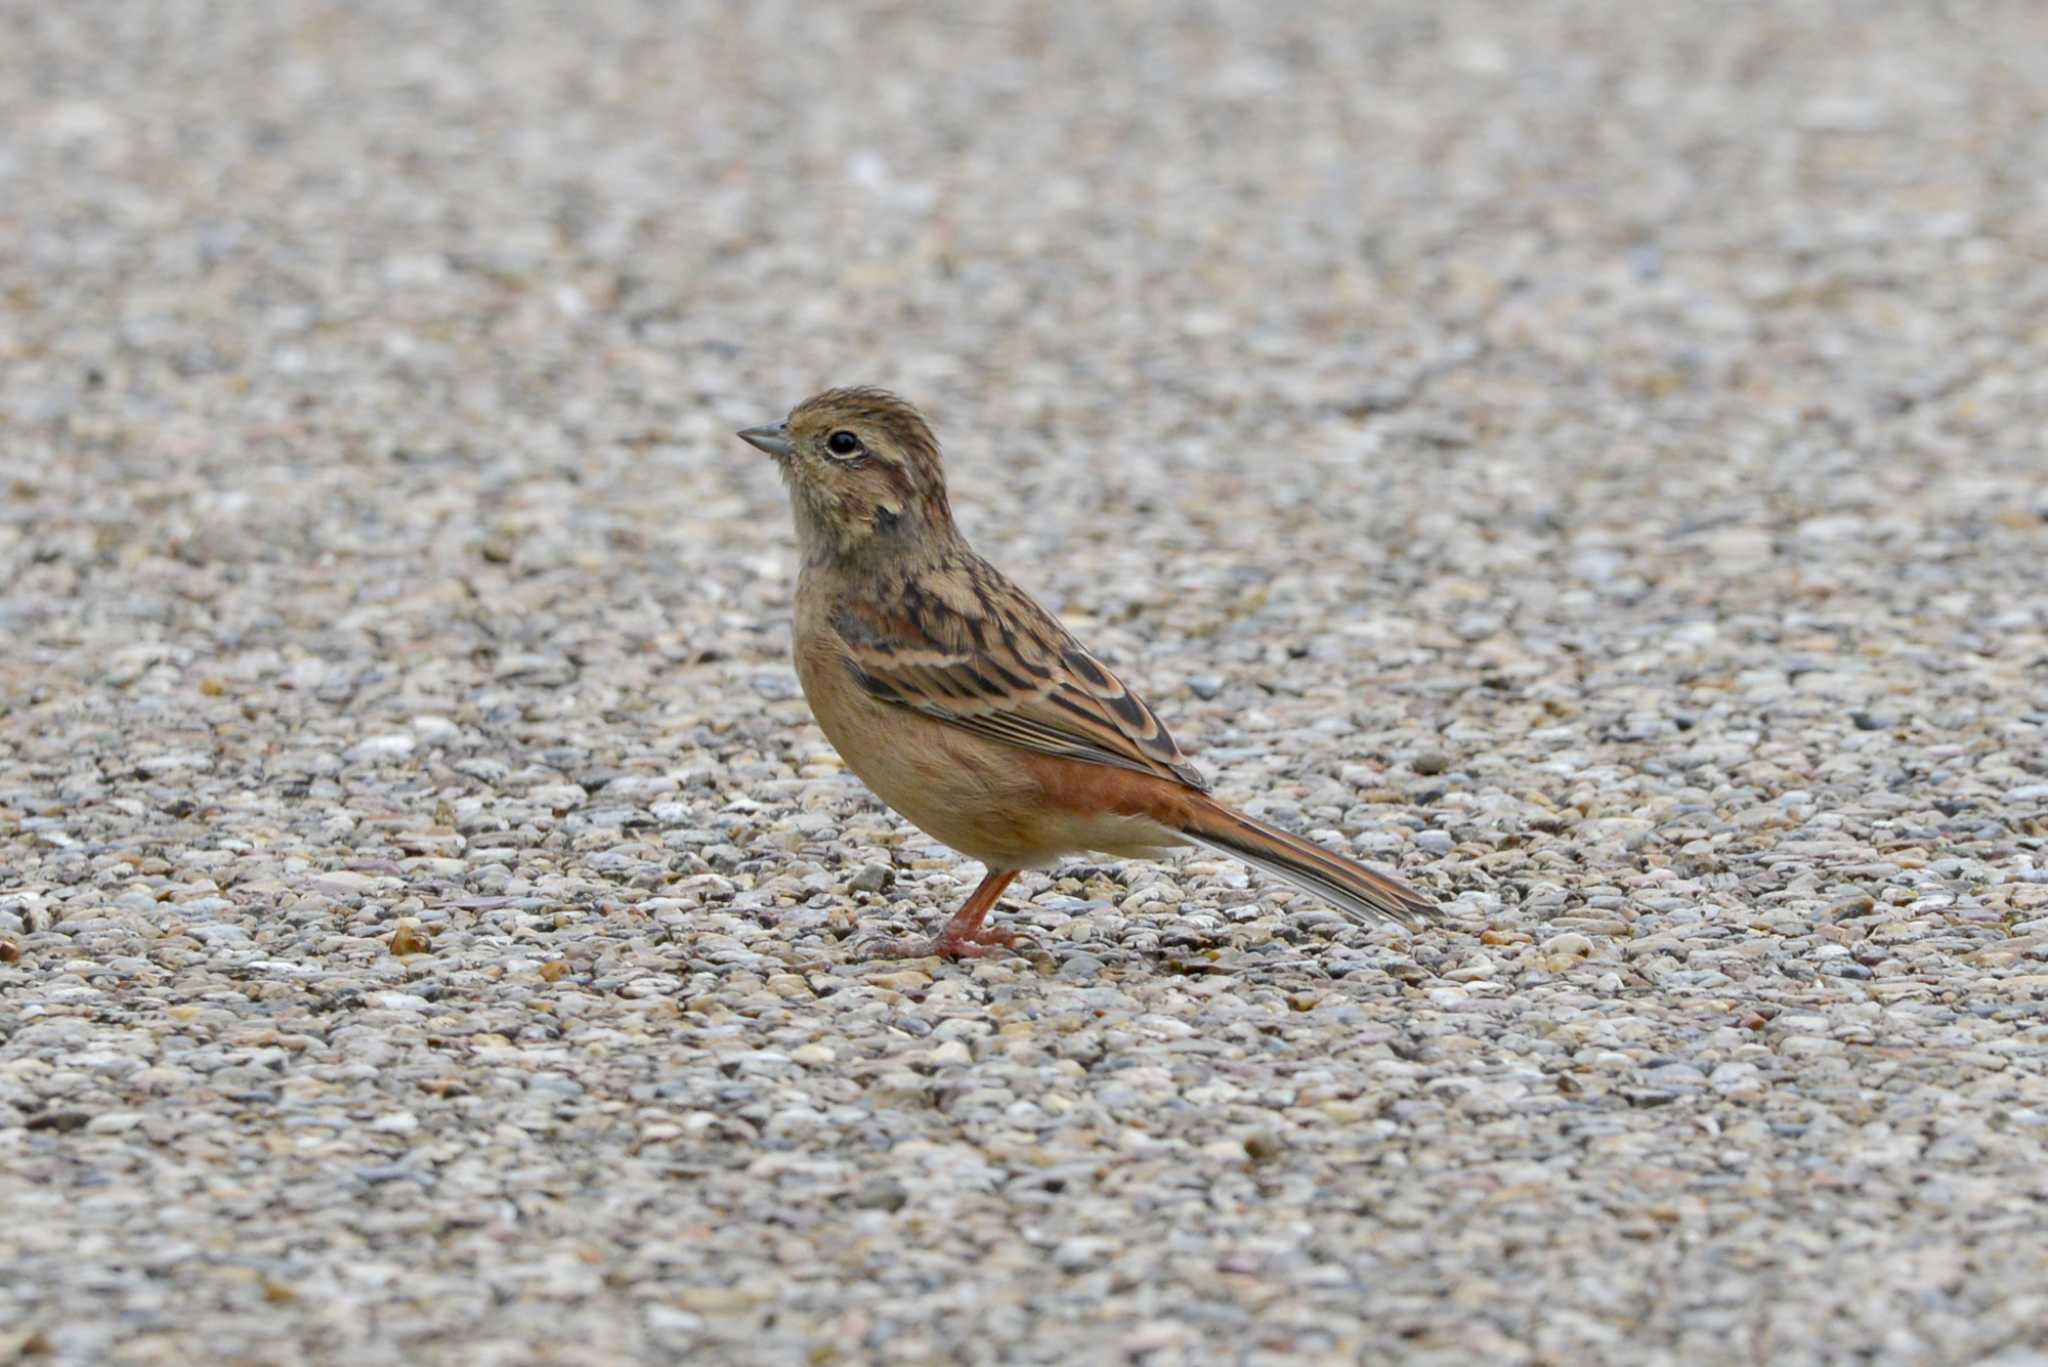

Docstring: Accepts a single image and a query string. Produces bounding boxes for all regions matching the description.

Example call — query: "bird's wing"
[830,551,1209,792]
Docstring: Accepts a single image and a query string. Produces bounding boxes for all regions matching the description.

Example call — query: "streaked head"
[737,387,953,560]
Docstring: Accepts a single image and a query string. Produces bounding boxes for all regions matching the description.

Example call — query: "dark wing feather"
[832,552,1209,792]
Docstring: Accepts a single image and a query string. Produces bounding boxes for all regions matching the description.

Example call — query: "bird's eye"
[825,430,864,458]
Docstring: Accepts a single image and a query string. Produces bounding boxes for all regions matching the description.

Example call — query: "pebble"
[344,735,417,763]
[846,863,895,894]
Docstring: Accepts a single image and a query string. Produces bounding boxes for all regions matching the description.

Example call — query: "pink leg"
[879,868,1021,960]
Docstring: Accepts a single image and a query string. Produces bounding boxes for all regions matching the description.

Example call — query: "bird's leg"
[879,868,1020,959]
[932,867,1021,955]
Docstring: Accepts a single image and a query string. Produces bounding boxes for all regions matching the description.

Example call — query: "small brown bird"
[737,388,1435,958]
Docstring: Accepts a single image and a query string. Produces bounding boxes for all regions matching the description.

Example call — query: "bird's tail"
[1176,796,1435,930]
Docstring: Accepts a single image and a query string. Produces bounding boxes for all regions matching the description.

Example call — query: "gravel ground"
[4,3,2048,1364]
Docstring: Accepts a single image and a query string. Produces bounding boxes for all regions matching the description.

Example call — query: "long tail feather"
[1177,797,1435,930]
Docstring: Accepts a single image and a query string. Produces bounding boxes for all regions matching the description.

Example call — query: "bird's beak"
[736,423,794,459]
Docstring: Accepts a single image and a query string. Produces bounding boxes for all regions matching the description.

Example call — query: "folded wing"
[831,552,1209,792]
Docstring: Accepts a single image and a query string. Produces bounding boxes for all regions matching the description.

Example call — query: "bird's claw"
[874,923,1023,960]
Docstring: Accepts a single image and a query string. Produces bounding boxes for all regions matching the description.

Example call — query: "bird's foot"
[875,922,1020,960]
[863,868,1025,960]
[934,921,1022,958]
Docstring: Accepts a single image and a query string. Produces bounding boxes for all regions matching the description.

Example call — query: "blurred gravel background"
[4,2,2048,1363]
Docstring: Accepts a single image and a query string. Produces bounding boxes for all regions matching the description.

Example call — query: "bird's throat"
[791,491,957,574]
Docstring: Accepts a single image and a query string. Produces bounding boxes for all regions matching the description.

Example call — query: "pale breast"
[791,608,1061,866]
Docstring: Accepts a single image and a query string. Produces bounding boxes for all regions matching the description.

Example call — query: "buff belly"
[795,644,1181,868]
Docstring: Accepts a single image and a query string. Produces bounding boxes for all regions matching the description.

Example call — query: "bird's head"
[737,387,954,563]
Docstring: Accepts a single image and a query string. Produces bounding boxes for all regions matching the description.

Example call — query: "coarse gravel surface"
[5,3,2048,1364]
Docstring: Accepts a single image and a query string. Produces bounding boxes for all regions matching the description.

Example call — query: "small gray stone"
[847,863,895,895]
[850,1178,909,1212]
